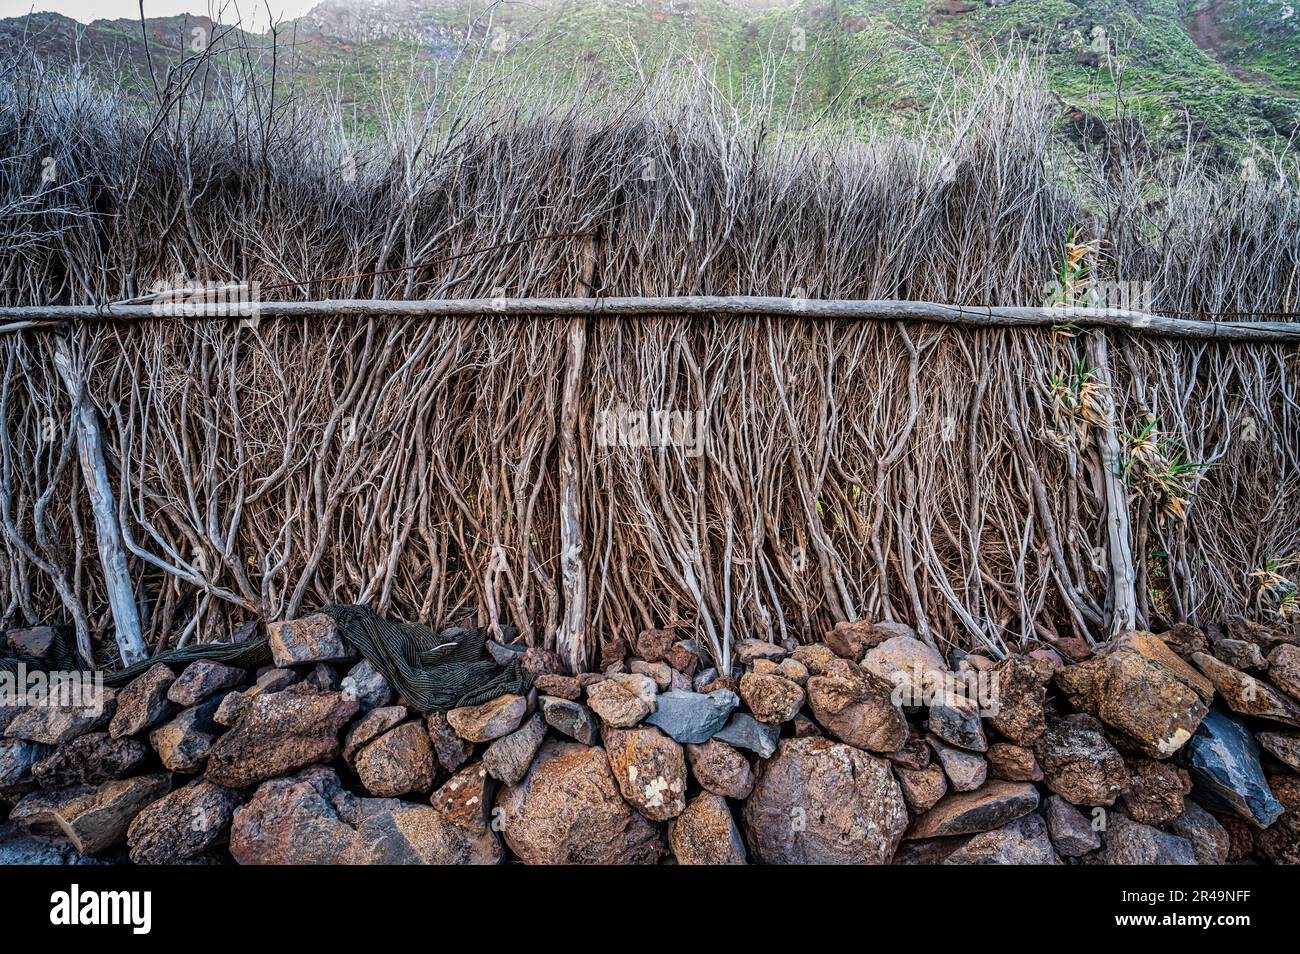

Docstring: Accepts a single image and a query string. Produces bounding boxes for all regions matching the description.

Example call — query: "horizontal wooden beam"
[1,297,1298,343]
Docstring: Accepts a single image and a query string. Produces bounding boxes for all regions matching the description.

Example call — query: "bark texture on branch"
[3,298,1299,343]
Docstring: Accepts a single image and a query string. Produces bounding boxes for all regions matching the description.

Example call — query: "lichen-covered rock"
[445,693,528,742]
[632,628,678,663]
[342,705,408,764]
[602,725,687,821]
[267,613,357,668]
[167,661,245,707]
[738,672,805,725]
[1167,799,1230,865]
[204,689,358,788]
[426,711,473,773]
[939,813,1060,865]
[1033,713,1127,806]
[806,672,907,753]
[906,780,1039,839]
[1055,637,1209,757]
[127,780,245,864]
[685,738,754,799]
[1267,644,1300,699]
[427,762,505,866]
[109,664,175,738]
[1256,731,1300,773]
[532,674,581,701]
[495,740,664,865]
[31,732,147,789]
[587,673,657,728]
[0,738,48,798]
[742,737,908,864]
[355,721,436,797]
[669,793,746,865]
[340,660,392,711]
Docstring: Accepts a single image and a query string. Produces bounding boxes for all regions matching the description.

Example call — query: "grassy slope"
[0,0,1295,155]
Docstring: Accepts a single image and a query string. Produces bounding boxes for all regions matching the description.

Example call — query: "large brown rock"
[31,732,148,789]
[738,672,804,725]
[1191,651,1300,726]
[824,620,886,661]
[632,628,678,663]
[204,688,358,788]
[986,742,1042,782]
[5,690,116,745]
[685,738,753,799]
[1268,644,1300,700]
[1121,755,1190,826]
[602,725,687,821]
[495,740,664,864]
[806,672,907,752]
[230,765,500,864]
[985,656,1049,745]
[928,735,987,792]
[267,613,356,667]
[109,664,176,738]
[896,764,947,814]
[127,780,245,864]
[355,721,436,797]
[150,696,225,773]
[742,737,908,864]
[1056,639,1208,756]
[10,773,169,854]
[669,793,746,865]
[1034,713,1128,806]
[905,780,1040,839]
[863,635,947,701]
[445,693,528,742]
[586,673,657,728]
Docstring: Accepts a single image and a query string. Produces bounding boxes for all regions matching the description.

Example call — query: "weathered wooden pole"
[555,235,598,674]
[51,337,148,666]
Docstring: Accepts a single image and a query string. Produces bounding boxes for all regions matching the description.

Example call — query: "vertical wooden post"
[556,235,597,673]
[52,337,148,666]
[1087,330,1138,639]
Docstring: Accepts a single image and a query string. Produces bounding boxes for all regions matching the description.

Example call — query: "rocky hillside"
[1,0,1296,162]
[2,613,1299,864]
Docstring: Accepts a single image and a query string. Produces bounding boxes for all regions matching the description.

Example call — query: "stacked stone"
[3,613,1299,865]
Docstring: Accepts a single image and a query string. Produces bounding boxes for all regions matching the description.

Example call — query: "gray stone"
[1091,813,1196,865]
[486,639,526,667]
[425,710,473,773]
[713,712,780,758]
[340,659,393,711]
[906,780,1040,839]
[1043,794,1101,857]
[928,691,987,752]
[483,713,548,785]
[0,738,50,789]
[1167,799,1230,865]
[167,660,245,706]
[644,689,738,744]
[942,813,1061,865]
[1183,706,1283,827]
[0,822,115,865]
[109,664,175,738]
[928,734,987,792]
[539,695,599,744]
[5,691,116,745]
